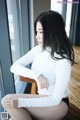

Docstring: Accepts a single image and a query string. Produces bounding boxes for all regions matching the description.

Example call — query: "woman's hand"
[5,98,18,108]
[12,98,18,108]
[36,74,49,90]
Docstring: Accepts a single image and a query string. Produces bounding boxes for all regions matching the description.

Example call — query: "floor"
[62,103,80,120]
[62,46,80,120]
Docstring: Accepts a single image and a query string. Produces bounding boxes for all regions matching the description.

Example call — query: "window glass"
[51,0,63,15]
[0,63,5,111]
[65,0,72,37]
[6,0,22,92]
[6,0,29,93]
[6,0,21,63]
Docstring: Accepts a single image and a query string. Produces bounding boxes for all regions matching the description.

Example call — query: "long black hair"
[34,11,74,65]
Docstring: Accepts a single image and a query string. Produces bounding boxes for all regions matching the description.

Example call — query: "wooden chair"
[19,76,37,94]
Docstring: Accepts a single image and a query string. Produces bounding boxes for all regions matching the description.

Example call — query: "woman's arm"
[18,59,71,107]
[10,45,42,80]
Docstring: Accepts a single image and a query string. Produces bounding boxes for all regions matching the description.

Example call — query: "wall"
[29,0,50,47]
[33,0,50,20]
[33,0,50,45]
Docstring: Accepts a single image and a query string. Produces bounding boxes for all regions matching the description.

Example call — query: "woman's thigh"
[26,102,68,120]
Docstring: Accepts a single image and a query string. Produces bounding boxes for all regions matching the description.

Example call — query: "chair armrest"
[19,75,35,83]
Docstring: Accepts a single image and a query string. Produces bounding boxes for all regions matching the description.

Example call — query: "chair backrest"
[19,76,37,94]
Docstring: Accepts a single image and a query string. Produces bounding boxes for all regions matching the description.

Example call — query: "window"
[0,63,5,112]
[51,0,63,15]
[6,0,22,63]
[65,0,72,37]
[0,0,30,94]
[6,0,30,93]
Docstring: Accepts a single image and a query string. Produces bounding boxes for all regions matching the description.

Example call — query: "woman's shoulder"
[31,45,42,51]
[55,58,71,72]
[58,58,71,65]
[54,52,71,65]
[31,45,42,55]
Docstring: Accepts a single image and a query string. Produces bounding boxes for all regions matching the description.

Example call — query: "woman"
[1,11,74,120]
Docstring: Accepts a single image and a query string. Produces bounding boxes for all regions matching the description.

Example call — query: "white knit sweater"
[10,45,71,107]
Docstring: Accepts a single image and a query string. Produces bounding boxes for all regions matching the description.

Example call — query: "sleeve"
[18,59,71,107]
[10,45,42,80]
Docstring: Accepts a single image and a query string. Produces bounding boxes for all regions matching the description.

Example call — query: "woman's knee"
[58,101,68,119]
[1,94,13,108]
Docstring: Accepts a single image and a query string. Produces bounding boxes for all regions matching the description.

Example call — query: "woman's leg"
[1,94,68,120]
[1,94,46,120]
[27,101,68,120]
[1,94,39,120]
[7,108,32,120]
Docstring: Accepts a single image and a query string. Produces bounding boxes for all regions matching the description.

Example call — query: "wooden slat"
[68,46,80,109]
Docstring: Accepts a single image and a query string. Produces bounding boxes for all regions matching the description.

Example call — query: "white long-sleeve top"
[10,45,71,107]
